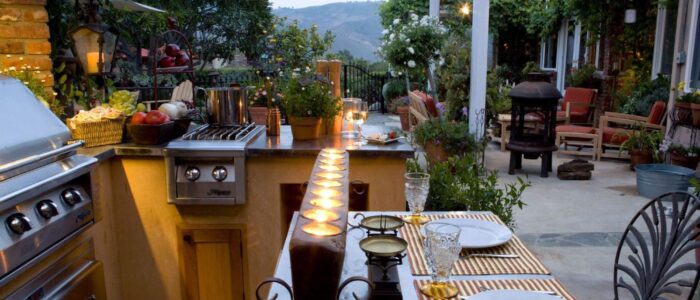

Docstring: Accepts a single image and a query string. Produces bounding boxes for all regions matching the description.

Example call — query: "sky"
[271,0,358,9]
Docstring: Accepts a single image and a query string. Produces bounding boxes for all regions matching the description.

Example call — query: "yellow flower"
[695,90,700,97]
[678,81,686,91]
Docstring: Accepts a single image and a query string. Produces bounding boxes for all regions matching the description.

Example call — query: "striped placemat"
[399,213,550,275]
[413,278,576,299]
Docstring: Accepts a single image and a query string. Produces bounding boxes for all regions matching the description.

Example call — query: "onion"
[171,101,188,118]
[158,103,179,120]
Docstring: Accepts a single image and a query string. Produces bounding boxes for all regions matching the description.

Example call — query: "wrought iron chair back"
[614,192,700,300]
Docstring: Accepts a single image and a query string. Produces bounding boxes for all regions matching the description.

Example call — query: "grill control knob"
[185,167,200,181]
[36,200,59,219]
[212,166,228,181]
[7,213,31,235]
[60,188,83,207]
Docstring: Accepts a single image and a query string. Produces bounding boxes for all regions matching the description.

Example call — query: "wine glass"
[402,172,430,225]
[353,102,369,146]
[421,222,461,298]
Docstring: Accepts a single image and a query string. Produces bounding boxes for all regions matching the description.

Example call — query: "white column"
[429,0,440,18]
[469,0,489,139]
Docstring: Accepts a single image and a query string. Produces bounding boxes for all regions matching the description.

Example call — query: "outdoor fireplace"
[507,73,562,177]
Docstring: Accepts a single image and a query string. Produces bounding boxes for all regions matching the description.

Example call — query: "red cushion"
[412,90,438,117]
[647,101,666,125]
[556,125,595,134]
[560,88,596,120]
[602,127,631,145]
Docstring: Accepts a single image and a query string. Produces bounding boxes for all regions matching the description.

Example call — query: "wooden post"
[317,60,343,135]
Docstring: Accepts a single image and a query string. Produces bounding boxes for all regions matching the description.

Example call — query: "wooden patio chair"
[614,192,700,300]
[408,91,432,130]
[141,80,194,111]
[557,87,597,125]
[597,101,666,160]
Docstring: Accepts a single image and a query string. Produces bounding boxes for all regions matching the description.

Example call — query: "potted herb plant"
[282,76,341,140]
[619,128,663,170]
[668,144,700,170]
[413,119,477,163]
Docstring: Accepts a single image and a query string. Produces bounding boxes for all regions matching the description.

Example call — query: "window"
[541,36,558,70]
[652,6,677,78]
[688,0,700,89]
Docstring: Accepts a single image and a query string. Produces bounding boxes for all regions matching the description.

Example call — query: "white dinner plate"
[468,290,561,300]
[422,218,512,249]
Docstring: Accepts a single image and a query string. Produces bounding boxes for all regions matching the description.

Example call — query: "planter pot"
[670,151,700,170]
[629,149,653,171]
[635,164,696,198]
[675,102,693,125]
[692,103,700,126]
[396,106,410,131]
[288,116,323,140]
[424,141,449,163]
[249,106,268,125]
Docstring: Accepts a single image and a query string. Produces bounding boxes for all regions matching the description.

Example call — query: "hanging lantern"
[624,9,637,24]
[69,2,119,76]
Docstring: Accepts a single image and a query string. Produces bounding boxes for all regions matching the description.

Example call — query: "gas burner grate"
[182,123,257,141]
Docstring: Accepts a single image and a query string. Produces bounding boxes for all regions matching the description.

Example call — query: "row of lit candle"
[301,148,348,237]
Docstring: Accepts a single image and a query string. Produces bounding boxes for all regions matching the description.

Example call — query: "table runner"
[413,278,576,299]
[399,213,550,275]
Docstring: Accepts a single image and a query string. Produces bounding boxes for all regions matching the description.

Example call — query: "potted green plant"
[675,81,694,125]
[248,79,283,125]
[619,128,663,170]
[282,76,341,140]
[413,119,477,163]
[668,144,700,170]
[389,96,410,130]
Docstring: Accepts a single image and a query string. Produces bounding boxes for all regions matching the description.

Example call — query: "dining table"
[268,211,575,299]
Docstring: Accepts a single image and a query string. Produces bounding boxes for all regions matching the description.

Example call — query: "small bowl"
[127,121,175,145]
[359,235,408,257]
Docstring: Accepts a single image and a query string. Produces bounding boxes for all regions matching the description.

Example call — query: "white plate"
[469,290,561,300]
[422,219,512,249]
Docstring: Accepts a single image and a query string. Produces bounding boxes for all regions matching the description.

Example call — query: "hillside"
[274,1,383,61]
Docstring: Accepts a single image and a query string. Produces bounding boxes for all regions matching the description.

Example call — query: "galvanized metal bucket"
[635,164,697,198]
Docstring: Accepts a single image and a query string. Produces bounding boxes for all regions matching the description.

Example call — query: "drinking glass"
[402,172,430,225]
[421,222,461,298]
[353,102,369,146]
[341,98,360,139]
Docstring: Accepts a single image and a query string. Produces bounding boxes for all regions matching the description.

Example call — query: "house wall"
[667,0,697,145]
[0,0,53,87]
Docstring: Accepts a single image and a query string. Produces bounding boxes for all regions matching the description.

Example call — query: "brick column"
[0,0,53,87]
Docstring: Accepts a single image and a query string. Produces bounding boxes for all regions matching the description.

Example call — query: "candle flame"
[302,222,342,236]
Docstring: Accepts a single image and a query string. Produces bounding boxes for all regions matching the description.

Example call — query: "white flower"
[393,19,400,25]
[262,91,267,96]
[398,71,403,76]
[399,33,406,41]
[407,60,416,68]
[389,33,395,40]
[407,47,415,54]
[279,71,284,76]
[382,29,388,35]
[301,87,305,91]
[307,110,312,115]
[410,13,418,21]
[406,38,411,43]
[305,66,311,72]
[293,68,300,72]
[439,58,445,66]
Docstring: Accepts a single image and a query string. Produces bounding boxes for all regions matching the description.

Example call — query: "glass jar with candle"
[341,98,361,139]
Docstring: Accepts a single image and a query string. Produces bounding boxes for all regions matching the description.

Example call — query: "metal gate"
[341,64,389,113]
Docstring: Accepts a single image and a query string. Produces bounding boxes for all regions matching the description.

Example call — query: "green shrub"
[407,154,529,228]
[620,75,670,115]
[566,64,597,87]
[413,119,477,156]
[282,76,340,119]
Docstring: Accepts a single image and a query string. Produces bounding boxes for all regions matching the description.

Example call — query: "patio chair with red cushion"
[556,87,597,125]
[597,101,666,159]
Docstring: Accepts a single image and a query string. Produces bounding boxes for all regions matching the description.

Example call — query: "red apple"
[144,110,170,125]
[165,44,180,57]
[158,56,176,68]
[131,112,147,124]
[175,51,190,66]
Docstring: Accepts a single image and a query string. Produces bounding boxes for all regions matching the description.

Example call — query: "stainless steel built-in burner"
[182,123,258,141]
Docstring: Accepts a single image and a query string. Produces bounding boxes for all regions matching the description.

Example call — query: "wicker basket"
[67,117,125,147]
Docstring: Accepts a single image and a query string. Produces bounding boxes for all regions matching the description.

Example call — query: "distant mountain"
[274,1,383,61]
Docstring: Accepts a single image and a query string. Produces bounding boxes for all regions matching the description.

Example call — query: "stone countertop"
[78,125,415,160]
[246,125,415,158]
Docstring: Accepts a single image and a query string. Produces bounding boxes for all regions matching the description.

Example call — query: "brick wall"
[0,0,53,87]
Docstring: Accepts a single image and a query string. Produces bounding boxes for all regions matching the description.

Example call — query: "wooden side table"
[555,130,599,161]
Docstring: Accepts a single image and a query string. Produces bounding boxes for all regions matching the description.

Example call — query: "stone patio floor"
[365,112,654,299]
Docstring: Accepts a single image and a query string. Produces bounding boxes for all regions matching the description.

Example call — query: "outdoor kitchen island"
[75,125,413,300]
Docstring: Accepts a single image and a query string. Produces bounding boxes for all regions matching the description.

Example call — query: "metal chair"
[614,192,700,300]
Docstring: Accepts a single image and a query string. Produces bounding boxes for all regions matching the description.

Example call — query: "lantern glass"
[71,25,118,75]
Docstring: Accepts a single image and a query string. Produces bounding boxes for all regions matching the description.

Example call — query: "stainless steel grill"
[0,76,98,287]
[182,123,258,141]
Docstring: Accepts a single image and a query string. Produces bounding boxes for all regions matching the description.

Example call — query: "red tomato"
[144,111,170,125]
[131,112,147,124]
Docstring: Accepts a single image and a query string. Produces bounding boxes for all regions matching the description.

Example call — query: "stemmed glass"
[421,222,461,298]
[402,172,430,225]
[353,102,369,146]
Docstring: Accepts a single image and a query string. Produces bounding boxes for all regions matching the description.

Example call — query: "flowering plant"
[377,13,447,74]
[675,81,700,104]
[248,79,283,108]
[282,75,341,119]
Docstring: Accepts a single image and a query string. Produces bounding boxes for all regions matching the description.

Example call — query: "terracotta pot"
[629,149,653,171]
[397,106,410,131]
[670,151,700,170]
[692,103,700,127]
[675,102,693,125]
[248,106,268,125]
[424,141,449,163]
[288,116,323,140]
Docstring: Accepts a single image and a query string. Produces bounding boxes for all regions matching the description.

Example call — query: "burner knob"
[36,200,59,219]
[185,167,200,181]
[7,213,31,235]
[61,188,83,207]
[212,166,228,181]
